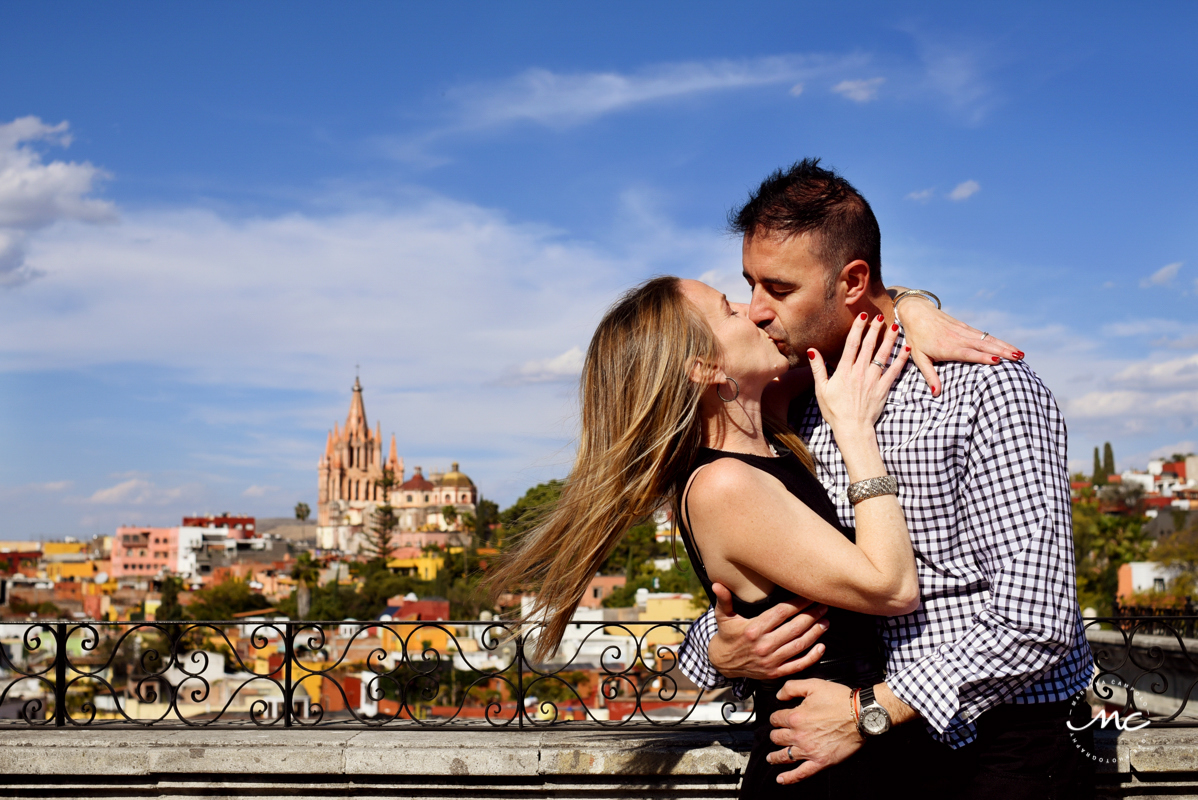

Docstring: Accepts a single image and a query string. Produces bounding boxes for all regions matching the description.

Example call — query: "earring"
[716,377,740,402]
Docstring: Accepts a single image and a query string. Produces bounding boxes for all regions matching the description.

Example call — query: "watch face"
[861,706,890,736]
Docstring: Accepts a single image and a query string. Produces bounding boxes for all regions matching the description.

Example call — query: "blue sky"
[1,2,1196,538]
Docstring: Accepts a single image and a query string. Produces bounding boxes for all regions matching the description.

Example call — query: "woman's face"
[678,279,790,386]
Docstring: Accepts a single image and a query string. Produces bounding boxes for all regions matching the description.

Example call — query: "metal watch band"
[847,475,898,505]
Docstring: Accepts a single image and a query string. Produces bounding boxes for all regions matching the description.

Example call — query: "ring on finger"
[870,359,886,369]
[980,331,990,341]
[787,746,796,762]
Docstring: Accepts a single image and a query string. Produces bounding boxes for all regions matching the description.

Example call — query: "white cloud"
[948,180,980,201]
[789,82,805,97]
[1112,354,1198,389]
[0,117,116,286]
[451,56,852,128]
[0,186,742,510]
[698,268,751,304]
[1140,261,1182,288]
[917,45,995,124]
[1147,441,1197,459]
[831,77,885,102]
[1067,390,1198,419]
[87,478,190,506]
[242,484,277,497]
[906,188,935,203]
[499,346,586,385]
[32,481,71,492]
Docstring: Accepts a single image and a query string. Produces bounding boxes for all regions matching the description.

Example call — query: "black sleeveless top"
[678,445,883,688]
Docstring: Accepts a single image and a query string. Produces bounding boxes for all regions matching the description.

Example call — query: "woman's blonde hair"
[487,276,813,660]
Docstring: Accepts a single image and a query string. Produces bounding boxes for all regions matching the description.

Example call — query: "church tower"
[317,377,404,527]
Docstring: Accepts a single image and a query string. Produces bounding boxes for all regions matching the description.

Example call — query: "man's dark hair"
[729,158,882,293]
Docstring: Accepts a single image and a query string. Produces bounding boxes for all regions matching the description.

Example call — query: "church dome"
[439,462,474,488]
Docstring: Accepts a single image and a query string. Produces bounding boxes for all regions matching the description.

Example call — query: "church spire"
[346,376,368,438]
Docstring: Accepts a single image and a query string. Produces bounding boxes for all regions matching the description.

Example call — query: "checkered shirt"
[677,334,1093,747]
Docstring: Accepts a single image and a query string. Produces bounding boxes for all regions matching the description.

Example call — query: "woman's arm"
[889,286,1022,397]
[688,316,919,616]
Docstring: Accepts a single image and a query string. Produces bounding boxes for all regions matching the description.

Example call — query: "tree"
[291,552,321,619]
[601,558,706,610]
[473,497,499,543]
[1073,499,1152,614]
[497,480,564,546]
[1103,442,1116,480]
[364,468,400,565]
[1091,446,1106,486]
[295,502,311,522]
[187,577,272,620]
[601,518,666,576]
[441,505,458,530]
[1153,525,1198,597]
[157,576,186,621]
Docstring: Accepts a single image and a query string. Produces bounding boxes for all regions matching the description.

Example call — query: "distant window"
[407,495,412,502]
[424,494,429,502]
[1154,578,1166,593]
[593,588,601,599]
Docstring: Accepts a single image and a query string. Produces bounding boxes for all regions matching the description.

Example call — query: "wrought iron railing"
[0,618,746,728]
[0,617,1194,728]
[1086,615,1198,725]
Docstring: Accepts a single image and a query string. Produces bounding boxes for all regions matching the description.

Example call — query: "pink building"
[112,526,178,578]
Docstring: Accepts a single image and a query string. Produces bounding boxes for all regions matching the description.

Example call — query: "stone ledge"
[0,727,753,800]
[0,726,1194,799]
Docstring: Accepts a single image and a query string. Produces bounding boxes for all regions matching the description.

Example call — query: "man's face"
[742,231,852,368]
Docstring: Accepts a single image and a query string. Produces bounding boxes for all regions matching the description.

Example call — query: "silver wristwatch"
[856,685,892,737]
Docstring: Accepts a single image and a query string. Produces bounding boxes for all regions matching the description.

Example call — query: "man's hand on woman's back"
[708,582,830,681]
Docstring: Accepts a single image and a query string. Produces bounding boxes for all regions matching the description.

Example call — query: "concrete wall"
[0,726,1194,799]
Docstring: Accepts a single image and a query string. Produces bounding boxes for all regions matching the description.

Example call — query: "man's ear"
[687,357,727,386]
[836,260,872,306]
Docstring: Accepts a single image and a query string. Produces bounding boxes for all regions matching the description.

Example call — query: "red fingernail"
[859,312,868,320]
[875,314,884,322]
[991,356,1000,363]
[891,323,899,332]
[904,345,911,352]
[807,349,815,359]
[932,387,939,396]
[1013,351,1024,359]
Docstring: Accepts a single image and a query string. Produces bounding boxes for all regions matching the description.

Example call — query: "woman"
[488,276,1010,796]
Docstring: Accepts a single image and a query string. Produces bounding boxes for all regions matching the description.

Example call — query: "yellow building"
[385,553,445,581]
[43,541,89,557]
[624,592,705,649]
[45,559,109,582]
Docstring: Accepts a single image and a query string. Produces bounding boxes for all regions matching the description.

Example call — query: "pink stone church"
[316,377,477,554]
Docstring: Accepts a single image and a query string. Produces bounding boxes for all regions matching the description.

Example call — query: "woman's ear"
[687,357,727,386]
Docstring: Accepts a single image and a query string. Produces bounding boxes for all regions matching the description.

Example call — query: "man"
[678,159,1094,797]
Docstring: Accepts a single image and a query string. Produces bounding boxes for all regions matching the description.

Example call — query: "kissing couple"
[490,159,1094,799]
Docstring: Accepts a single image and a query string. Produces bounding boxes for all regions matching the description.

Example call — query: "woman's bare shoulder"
[688,457,781,513]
